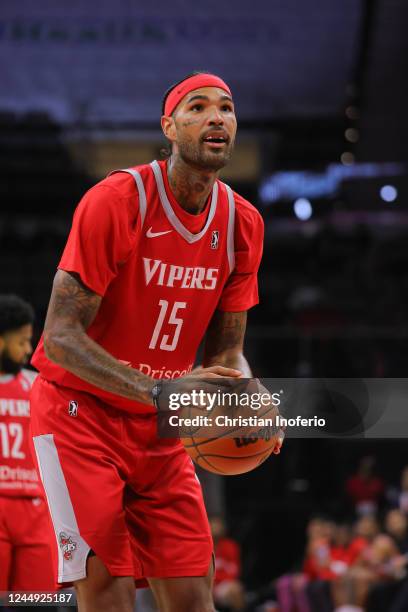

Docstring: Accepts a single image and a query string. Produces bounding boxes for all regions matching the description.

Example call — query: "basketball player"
[30,72,283,612]
[0,294,54,592]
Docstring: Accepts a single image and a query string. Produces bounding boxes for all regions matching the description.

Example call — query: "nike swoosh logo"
[146,227,173,238]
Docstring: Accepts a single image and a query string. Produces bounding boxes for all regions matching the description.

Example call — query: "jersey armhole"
[108,168,147,230]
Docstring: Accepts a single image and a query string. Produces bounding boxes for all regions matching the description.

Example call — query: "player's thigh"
[33,431,133,584]
[10,497,55,591]
[0,496,13,590]
[148,557,215,612]
[11,541,54,591]
[74,554,135,612]
[126,446,213,580]
[0,532,12,591]
[31,380,134,583]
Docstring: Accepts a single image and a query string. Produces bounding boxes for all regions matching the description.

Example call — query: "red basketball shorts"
[30,376,212,586]
[0,495,55,590]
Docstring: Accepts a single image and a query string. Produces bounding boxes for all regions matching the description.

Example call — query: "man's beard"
[0,349,24,375]
[177,135,234,171]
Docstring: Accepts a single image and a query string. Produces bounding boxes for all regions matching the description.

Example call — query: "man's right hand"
[184,365,243,379]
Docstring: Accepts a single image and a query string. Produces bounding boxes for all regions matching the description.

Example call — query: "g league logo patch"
[68,400,78,417]
[59,531,77,561]
[211,230,219,249]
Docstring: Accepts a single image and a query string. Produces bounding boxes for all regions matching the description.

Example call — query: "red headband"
[164,74,232,116]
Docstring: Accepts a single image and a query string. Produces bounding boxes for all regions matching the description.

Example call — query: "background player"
[30,72,283,612]
[0,294,54,593]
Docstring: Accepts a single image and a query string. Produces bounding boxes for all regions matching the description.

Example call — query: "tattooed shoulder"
[47,270,102,330]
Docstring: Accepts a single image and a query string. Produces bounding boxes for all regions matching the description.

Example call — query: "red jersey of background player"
[0,369,42,497]
[214,537,241,586]
[32,159,263,412]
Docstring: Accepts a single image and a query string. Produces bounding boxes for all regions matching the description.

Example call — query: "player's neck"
[167,155,218,215]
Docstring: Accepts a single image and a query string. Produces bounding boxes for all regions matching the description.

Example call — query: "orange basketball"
[182,433,278,475]
[180,381,281,475]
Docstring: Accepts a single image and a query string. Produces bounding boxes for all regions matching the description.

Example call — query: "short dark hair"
[0,294,35,335]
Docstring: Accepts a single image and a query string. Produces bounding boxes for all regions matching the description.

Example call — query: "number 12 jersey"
[0,370,42,497]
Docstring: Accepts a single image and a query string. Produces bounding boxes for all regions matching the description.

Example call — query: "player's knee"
[181,602,215,612]
[81,552,113,589]
[75,579,135,612]
[161,582,214,612]
[178,590,215,612]
[74,554,135,612]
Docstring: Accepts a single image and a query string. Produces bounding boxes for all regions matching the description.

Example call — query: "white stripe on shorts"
[33,433,90,582]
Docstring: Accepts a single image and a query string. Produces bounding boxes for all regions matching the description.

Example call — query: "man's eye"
[222,105,233,112]
[191,104,203,112]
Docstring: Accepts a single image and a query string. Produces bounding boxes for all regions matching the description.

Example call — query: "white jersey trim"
[0,369,37,387]
[33,434,90,583]
[109,168,147,229]
[21,368,38,389]
[0,374,14,383]
[150,160,218,244]
[224,183,236,273]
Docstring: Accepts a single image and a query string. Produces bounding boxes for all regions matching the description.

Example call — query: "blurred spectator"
[387,466,408,515]
[303,518,336,581]
[332,529,407,612]
[346,456,385,516]
[276,517,339,612]
[304,517,378,580]
[276,516,327,612]
[352,515,380,548]
[210,515,245,612]
[385,509,408,554]
[305,522,350,612]
[276,515,382,612]
[365,511,408,612]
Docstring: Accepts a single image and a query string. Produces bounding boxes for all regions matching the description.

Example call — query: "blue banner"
[0,0,362,124]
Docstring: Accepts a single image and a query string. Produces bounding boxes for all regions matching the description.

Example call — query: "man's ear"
[161,115,177,144]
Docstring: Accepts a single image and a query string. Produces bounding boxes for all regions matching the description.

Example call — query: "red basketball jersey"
[32,160,264,413]
[0,369,42,497]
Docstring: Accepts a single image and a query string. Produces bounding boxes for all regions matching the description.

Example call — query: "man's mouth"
[202,132,229,148]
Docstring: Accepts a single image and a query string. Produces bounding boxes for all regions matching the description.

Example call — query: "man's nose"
[207,106,224,125]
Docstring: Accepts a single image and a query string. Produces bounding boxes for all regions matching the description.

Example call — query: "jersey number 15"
[149,300,187,352]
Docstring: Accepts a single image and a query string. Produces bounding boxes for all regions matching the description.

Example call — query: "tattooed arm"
[43,270,155,404]
[204,310,285,454]
[203,310,252,376]
[44,271,239,404]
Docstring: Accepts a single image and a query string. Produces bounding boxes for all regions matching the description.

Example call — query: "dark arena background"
[1,1,408,611]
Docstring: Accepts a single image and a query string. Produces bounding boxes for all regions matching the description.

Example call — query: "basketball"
[180,379,281,475]
[182,432,279,476]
